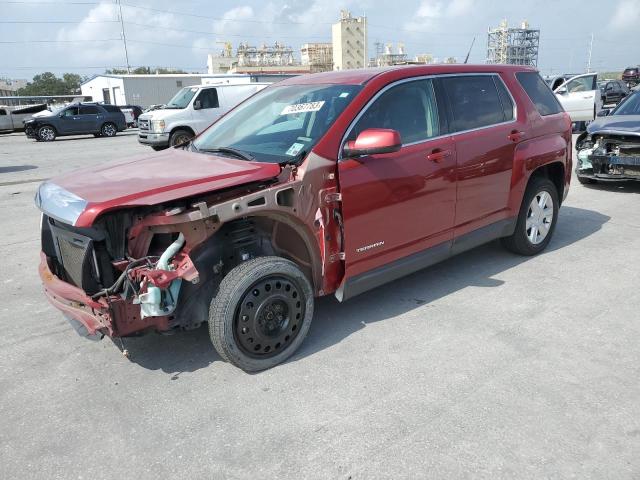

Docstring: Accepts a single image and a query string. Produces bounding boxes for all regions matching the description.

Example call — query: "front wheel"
[501,176,559,256]
[169,129,193,147]
[37,125,56,142]
[209,256,314,372]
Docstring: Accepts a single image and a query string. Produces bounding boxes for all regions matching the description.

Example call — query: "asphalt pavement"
[1,130,639,479]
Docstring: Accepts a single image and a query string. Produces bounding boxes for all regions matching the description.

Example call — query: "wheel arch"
[169,125,195,138]
[530,161,565,204]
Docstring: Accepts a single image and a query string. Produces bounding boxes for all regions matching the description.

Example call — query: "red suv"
[35,65,572,371]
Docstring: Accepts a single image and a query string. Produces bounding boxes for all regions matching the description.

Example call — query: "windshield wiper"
[198,146,255,161]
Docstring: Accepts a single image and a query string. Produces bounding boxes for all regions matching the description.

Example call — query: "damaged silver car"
[576,90,640,184]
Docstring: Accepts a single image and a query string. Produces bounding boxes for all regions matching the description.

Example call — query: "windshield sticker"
[339,92,350,98]
[285,142,305,156]
[281,101,325,116]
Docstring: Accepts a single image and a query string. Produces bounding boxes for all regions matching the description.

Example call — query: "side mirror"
[597,109,610,117]
[556,87,568,95]
[343,128,402,158]
[193,100,202,110]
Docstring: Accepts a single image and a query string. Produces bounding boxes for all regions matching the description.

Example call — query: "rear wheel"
[169,129,193,147]
[101,122,117,137]
[37,125,56,142]
[501,176,559,256]
[209,256,314,372]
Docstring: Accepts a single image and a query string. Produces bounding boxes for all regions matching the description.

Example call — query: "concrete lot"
[1,130,639,479]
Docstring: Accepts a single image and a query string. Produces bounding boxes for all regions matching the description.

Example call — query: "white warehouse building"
[80,73,255,107]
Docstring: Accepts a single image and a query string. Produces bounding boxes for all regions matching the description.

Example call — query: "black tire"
[101,122,117,137]
[577,175,596,185]
[37,125,56,142]
[151,146,167,151]
[501,175,559,256]
[169,129,193,147]
[209,256,314,372]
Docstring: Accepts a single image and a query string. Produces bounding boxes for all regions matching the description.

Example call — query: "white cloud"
[608,0,640,31]
[56,1,184,66]
[405,0,472,31]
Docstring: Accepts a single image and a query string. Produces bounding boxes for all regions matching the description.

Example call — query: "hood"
[36,148,281,227]
[587,115,640,136]
[138,108,182,121]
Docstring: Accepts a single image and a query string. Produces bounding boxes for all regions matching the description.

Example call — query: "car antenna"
[464,37,475,64]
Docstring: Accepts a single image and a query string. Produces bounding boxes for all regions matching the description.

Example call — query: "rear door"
[78,105,101,132]
[191,87,220,134]
[440,74,525,236]
[338,77,457,281]
[0,109,10,131]
[554,73,599,121]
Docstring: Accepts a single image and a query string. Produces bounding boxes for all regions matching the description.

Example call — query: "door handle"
[507,130,525,142]
[426,149,451,162]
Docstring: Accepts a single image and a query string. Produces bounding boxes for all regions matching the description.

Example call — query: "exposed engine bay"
[576,131,640,181]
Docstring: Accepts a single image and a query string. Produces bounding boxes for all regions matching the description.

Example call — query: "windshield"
[193,84,362,164]
[611,92,640,115]
[166,87,198,109]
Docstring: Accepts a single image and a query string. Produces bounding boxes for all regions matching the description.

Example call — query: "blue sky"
[0,0,638,80]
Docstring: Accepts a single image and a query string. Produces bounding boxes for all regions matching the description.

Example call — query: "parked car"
[600,80,630,105]
[622,66,639,87]
[137,83,269,150]
[24,103,126,141]
[552,72,602,122]
[0,103,47,132]
[35,65,572,371]
[575,90,640,184]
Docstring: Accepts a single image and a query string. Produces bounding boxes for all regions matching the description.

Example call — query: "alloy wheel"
[38,126,55,141]
[102,123,116,137]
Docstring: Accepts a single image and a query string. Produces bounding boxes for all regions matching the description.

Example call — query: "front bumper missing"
[577,154,640,181]
[39,252,172,338]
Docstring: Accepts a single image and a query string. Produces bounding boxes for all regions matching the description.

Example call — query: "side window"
[494,76,514,121]
[516,72,563,116]
[566,76,595,93]
[349,79,440,145]
[196,88,219,109]
[63,107,79,117]
[80,105,100,115]
[442,75,506,131]
[0,109,6,116]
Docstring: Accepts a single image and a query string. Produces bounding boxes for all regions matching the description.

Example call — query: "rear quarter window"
[441,75,508,132]
[101,104,121,113]
[516,72,564,116]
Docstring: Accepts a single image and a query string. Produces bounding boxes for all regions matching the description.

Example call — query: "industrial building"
[371,43,408,67]
[0,78,27,97]
[332,10,368,70]
[80,73,286,107]
[487,20,540,66]
[301,43,333,73]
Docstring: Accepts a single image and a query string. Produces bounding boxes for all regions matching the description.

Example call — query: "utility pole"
[117,0,131,73]
[586,32,594,73]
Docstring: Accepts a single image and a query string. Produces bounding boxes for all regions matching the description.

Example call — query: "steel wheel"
[101,123,117,137]
[170,130,192,147]
[526,190,554,245]
[38,126,56,142]
[234,275,305,358]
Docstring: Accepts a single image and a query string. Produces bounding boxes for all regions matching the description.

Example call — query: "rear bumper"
[39,252,171,338]
[137,132,169,147]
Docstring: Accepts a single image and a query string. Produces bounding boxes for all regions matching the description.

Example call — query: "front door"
[554,73,599,121]
[57,106,80,134]
[440,74,526,235]
[192,87,220,134]
[338,78,457,283]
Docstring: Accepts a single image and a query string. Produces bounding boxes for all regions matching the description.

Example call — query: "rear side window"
[80,105,100,115]
[101,104,120,113]
[441,75,506,132]
[349,79,440,145]
[195,88,219,109]
[516,72,563,116]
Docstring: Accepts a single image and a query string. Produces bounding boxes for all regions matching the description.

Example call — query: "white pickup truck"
[0,104,48,132]
[137,83,269,150]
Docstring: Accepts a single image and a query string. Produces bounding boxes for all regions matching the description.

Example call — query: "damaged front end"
[576,131,640,181]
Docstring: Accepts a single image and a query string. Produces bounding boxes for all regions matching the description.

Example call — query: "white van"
[137,83,269,150]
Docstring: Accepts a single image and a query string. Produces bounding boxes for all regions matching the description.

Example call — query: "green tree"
[17,72,83,96]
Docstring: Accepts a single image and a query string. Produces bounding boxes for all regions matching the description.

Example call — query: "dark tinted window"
[516,72,563,116]
[0,109,6,116]
[62,107,79,116]
[349,79,440,144]
[196,88,219,109]
[80,105,100,115]
[101,104,121,113]
[494,77,514,121]
[442,75,505,131]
